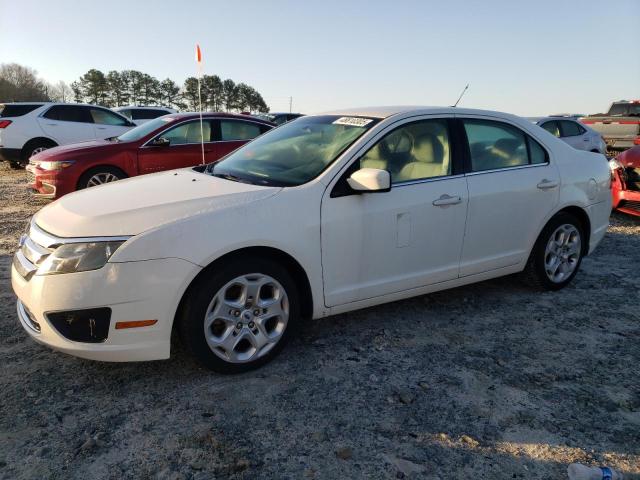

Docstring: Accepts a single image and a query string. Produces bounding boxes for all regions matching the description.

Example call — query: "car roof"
[113,106,175,110]
[164,112,275,124]
[319,105,530,120]
[533,116,581,123]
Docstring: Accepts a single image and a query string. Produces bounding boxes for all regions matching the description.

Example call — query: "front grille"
[17,300,41,333]
[621,200,640,212]
[14,224,55,280]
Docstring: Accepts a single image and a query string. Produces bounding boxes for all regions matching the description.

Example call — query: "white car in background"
[112,106,177,125]
[12,106,611,373]
[530,116,607,154]
[0,102,136,168]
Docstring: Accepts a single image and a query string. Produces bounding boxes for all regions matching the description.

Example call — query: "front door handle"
[537,179,558,190]
[96,127,107,130]
[432,194,462,206]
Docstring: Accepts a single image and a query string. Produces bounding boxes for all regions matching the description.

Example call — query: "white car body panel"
[11,106,612,362]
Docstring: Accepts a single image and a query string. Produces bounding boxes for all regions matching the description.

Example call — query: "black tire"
[77,166,127,190]
[178,257,300,374]
[522,212,585,291]
[22,139,57,166]
[9,161,23,170]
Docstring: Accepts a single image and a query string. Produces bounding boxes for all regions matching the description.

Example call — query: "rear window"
[0,104,43,117]
[132,109,170,120]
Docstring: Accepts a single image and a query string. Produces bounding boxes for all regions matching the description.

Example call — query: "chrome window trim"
[392,173,464,188]
[29,220,131,248]
[465,162,550,177]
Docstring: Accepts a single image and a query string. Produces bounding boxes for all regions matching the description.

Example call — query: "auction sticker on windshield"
[333,117,374,127]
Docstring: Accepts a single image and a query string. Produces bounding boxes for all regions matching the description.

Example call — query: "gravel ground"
[0,162,639,480]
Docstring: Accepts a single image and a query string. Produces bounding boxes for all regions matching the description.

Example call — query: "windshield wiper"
[211,172,253,184]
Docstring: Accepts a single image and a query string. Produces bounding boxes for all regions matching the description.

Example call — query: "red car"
[611,145,640,217]
[26,113,274,199]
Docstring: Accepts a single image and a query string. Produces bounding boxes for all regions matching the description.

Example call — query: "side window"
[90,108,129,126]
[220,120,262,141]
[43,105,92,123]
[540,121,560,137]
[360,119,451,183]
[158,120,212,145]
[118,109,133,120]
[463,119,528,172]
[528,137,548,164]
[560,120,582,137]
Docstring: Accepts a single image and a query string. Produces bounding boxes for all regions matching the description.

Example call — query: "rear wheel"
[523,212,584,290]
[178,257,299,373]
[21,139,57,167]
[77,166,126,190]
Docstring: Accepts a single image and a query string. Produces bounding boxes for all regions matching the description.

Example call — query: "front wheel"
[178,257,299,373]
[523,213,585,290]
[77,166,126,190]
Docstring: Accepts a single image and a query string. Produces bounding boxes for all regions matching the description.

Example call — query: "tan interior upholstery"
[360,143,388,171]
[396,134,446,181]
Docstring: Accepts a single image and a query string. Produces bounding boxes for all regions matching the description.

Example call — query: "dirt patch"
[0,163,638,479]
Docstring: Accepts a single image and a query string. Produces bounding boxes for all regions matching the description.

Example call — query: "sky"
[1,0,638,115]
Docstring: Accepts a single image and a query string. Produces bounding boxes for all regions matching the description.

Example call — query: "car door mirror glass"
[347,168,391,192]
[150,137,170,147]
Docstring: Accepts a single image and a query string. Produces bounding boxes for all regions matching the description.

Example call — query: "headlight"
[38,160,75,171]
[37,241,124,275]
[608,159,622,171]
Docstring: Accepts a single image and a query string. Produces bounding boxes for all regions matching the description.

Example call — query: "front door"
[458,116,560,276]
[137,119,217,174]
[321,117,468,307]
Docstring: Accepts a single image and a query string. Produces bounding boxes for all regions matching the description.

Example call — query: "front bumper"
[26,164,71,199]
[614,189,640,217]
[11,257,200,362]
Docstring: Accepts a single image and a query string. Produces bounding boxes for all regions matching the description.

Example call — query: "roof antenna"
[453,84,469,107]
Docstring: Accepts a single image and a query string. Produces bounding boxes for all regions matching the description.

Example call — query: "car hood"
[33,139,126,160]
[34,169,281,237]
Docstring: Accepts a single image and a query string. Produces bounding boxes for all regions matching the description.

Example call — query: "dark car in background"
[255,112,304,125]
[26,112,274,199]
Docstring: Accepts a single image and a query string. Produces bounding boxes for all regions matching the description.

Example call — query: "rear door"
[137,119,217,173]
[559,120,588,151]
[211,119,271,160]
[90,107,133,138]
[459,116,560,276]
[37,105,96,144]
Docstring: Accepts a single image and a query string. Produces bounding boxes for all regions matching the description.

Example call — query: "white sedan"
[530,116,607,154]
[11,106,611,373]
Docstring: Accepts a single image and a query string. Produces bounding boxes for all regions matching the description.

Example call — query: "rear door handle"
[96,127,107,130]
[432,194,462,206]
[537,179,558,190]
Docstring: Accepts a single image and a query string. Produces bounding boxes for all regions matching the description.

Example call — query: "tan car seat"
[396,134,445,181]
[360,142,389,171]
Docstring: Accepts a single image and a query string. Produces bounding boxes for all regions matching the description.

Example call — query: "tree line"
[0,63,269,113]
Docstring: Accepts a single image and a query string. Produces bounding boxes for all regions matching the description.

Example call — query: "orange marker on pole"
[195,44,205,165]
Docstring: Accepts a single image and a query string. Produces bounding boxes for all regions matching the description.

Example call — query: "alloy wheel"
[544,224,581,283]
[29,147,49,157]
[203,273,289,363]
[87,172,120,187]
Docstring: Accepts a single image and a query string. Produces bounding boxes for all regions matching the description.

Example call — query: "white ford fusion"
[11,106,611,373]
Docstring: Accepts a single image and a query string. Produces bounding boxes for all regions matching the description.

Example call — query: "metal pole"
[198,76,205,165]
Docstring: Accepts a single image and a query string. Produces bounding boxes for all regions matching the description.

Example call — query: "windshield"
[207,115,378,186]
[117,116,174,142]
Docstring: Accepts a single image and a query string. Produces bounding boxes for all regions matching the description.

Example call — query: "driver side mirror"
[150,137,170,147]
[347,168,391,193]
